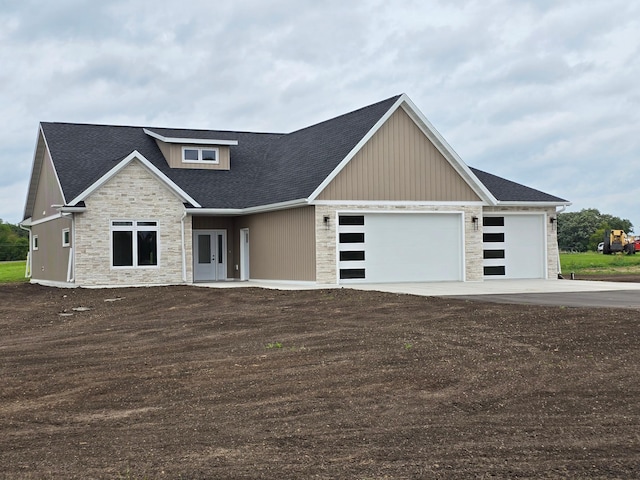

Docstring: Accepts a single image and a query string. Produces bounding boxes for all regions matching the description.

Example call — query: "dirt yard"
[1,282,639,479]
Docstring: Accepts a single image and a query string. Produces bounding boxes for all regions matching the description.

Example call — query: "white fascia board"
[307,95,407,202]
[186,198,309,216]
[312,200,485,206]
[41,126,68,207]
[19,217,33,227]
[398,95,498,205]
[493,201,573,207]
[143,128,238,146]
[23,125,68,220]
[25,212,63,226]
[58,206,88,213]
[67,150,202,207]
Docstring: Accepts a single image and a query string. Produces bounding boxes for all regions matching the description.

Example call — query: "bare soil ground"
[1,283,639,479]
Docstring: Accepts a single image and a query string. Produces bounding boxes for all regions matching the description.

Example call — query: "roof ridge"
[286,94,402,136]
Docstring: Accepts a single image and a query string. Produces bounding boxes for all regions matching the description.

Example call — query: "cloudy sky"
[1,0,639,228]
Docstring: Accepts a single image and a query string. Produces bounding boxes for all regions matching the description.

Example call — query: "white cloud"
[1,0,639,228]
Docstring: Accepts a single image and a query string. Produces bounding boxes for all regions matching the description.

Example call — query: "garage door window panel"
[483,232,505,243]
[484,266,506,276]
[340,250,365,261]
[340,268,366,279]
[483,217,504,227]
[340,232,365,243]
[339,215,365,226]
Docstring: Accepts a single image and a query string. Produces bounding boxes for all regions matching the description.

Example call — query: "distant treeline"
[0,220,28,261]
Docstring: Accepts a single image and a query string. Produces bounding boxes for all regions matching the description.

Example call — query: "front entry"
[193,230,227,281]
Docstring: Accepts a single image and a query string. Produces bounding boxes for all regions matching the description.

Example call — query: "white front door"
[193,230,227,281]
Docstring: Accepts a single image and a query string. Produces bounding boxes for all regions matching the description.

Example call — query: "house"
[20,94,570,287]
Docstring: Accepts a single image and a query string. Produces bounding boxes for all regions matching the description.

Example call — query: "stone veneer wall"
[74,161,192,286]
[314,204,484,284]
[482,206,558,279]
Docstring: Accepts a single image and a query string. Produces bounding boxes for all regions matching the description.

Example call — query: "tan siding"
[238,207,316,281]
[32,149,65,222]
[318,108,480,202]
[155,140,230,170]
[30,216,72,283]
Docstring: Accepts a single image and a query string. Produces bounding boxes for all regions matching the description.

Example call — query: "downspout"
[180,211,187,283]
[18,222,32,278]
[555,205,567,276]
[66,213,75,283]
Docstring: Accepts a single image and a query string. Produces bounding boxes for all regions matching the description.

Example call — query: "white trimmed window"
[32,235,38,251]
[111,220,159,268]
[62,228,70,247]
[182,147,219,164]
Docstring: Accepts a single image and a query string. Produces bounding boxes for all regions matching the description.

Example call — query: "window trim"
[182,146,219,164]
[110,220,160,269]
[62,228,70,248]
[32,235,38,251]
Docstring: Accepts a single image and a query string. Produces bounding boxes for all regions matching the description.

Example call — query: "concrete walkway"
[198,278,640,297]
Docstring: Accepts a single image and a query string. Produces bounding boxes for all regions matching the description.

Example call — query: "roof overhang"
[67,150,201,207]
[493,201,573,208]
[186,198,309,216]
[143,128,238,146]
[58,205,88,213]
[23,124,67,220]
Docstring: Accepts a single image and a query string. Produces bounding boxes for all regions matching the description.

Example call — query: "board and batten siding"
[32,147,65,222]
[317,108,481,202]
[238,207,316,281]
[29,143,72,283]
[30,217,72,283]
[154,140,231,170]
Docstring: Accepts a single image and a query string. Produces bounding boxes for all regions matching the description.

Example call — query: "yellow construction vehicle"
[603,229,636,254]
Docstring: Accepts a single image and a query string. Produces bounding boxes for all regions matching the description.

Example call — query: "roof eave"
[143,128,239,146]
[494,200,572,207]
[58,206,88,213]
[186,198,309,216]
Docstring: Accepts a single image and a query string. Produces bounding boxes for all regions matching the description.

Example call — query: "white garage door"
[482,215,546,279]
[338,213,463,283]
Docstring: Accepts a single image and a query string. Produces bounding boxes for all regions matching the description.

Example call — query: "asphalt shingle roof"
[38,95,568,211]
[469,167,568,203]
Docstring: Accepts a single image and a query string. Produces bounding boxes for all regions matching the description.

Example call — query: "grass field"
[0,261,28,283]
[560,251,640,275]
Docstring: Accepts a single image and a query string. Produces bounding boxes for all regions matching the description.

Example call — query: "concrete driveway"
[203,278,640,308]
[348,279,640,309]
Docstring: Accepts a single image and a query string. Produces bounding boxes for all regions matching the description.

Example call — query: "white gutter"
[186,198,309,216]
[58,206,87,213]
[67,212,75,283]
[496,201,572,207]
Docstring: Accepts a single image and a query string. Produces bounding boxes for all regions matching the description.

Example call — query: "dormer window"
[182,147,219,164]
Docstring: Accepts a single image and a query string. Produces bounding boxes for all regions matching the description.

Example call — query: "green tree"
[557,209,633,252]
[0,219,29,261]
